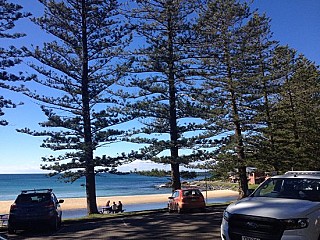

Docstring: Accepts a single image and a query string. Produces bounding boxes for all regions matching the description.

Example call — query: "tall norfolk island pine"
[122,0,206,191]
[195,0,320,198]
[16,0,132,214]
[195,0,278,198]
[269,47,320,171]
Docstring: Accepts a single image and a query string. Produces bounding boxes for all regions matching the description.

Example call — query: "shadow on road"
[1,206,226,239]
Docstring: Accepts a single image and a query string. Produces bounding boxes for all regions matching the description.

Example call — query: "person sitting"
[111,201,117,213]
[104,200,112,213]
[117,201,123,213]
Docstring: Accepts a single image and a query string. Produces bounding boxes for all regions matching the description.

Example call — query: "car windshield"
[16,193,51,204]
[252,178,320,201]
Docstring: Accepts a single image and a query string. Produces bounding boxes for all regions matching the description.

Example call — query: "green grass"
[62,202,234,223]
[202,180,259,191]
[62,208,168,223]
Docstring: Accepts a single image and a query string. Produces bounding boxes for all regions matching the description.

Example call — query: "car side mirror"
[168,196,174,200]
[58,199,64,203]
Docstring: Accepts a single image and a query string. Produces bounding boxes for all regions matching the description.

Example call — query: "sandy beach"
[0,189,238,214]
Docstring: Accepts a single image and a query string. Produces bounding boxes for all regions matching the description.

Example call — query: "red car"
[168,188,206,213]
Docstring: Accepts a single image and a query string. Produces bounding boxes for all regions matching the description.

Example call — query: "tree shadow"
[2,206,226,239]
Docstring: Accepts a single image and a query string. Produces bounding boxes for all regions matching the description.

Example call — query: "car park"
[221,171,320,240]
[8,189,64,233]
[168,188,206,213]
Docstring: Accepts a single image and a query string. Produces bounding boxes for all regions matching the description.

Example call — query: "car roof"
[272,171,320,179]
[21,189,52,193]
[179,188,201,191]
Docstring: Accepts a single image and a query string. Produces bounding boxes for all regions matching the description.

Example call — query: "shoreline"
[0,190,238,214]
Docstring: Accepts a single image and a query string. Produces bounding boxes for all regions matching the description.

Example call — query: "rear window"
[16,193,51,204]
[183,189,202,196]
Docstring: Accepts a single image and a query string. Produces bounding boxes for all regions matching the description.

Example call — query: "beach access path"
[1,205,227,239]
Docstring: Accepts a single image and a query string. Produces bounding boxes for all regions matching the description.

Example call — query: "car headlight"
[223,210,231,222]
[281,218,309,230]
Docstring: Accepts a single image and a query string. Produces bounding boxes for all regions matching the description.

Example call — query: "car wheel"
[168,205,173,213]
[58,215,62,228]
[7,224,15,234]
[50,216,58,231]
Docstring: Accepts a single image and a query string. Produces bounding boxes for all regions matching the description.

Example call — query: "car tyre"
[58,215,62,228]
[50,216,59,231]
[7,224,16,234]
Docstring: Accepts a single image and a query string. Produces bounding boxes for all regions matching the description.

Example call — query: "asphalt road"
[0,206,226,240]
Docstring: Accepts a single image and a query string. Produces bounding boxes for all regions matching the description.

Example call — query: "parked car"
[168,188,206,213]
[8,189,64,233]
[221,171,320,240]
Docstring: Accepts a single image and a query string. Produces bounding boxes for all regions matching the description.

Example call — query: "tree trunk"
[81,0,98,214]
[86,165,99,214]
[167,1,181,191]
[227,56,248,199]
[171,162,181,191]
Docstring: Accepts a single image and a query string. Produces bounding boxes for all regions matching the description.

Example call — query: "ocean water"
[0,173,172,201]
[0,173,237,219]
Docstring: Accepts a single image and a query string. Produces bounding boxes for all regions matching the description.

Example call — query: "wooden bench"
[101,207,111,214]
[0,214,8,227]
[101,208,125,214]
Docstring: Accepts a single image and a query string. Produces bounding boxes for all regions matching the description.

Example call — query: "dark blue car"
[8,189,64,233]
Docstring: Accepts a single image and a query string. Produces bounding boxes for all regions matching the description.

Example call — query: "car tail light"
[45,202,54,208]
[10,203,17,211]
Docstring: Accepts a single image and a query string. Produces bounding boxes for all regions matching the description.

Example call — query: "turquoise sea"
[0,173,172,201]
[0,173,237,218]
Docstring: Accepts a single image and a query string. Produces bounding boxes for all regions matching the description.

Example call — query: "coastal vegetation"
[1,0,319,214]
[136,169,197,179]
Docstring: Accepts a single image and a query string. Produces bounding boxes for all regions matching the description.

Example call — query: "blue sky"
[0,0,319,174]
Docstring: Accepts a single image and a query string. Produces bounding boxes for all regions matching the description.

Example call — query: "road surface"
[0,206,226,239]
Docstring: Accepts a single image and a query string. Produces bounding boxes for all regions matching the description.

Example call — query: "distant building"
[228,167,275,185]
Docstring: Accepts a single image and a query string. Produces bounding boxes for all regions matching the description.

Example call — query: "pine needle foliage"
[267,46,320,171]
[194,0,278,198]
[121,0,207,191]
[0,0,30,125]
[15,0,132,214]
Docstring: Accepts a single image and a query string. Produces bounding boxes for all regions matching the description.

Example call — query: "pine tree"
[122,0,206,191]
[241,13,280,172]
[291,57,320,169]
[0,0,30,125]
[15,0,132,214]
[195,0,275,198]
[270,46,320,170]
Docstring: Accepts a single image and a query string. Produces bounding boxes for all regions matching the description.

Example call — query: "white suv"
[221,171,320,240]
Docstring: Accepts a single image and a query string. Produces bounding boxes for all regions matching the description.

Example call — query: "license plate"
[242,236,260,240]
